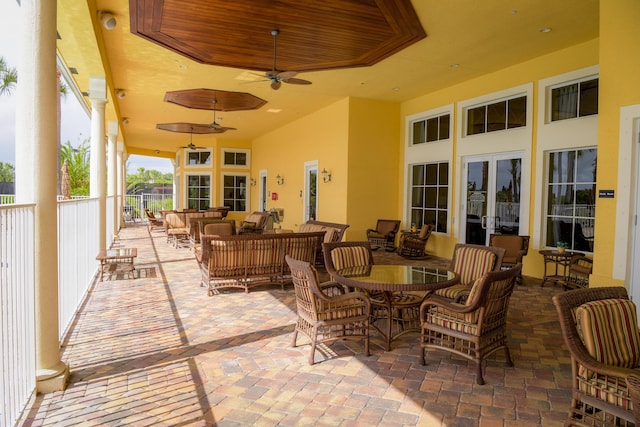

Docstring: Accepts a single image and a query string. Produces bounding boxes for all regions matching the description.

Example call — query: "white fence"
[0,204,36,427]
[124,193,173,221]
[0,196,114,426]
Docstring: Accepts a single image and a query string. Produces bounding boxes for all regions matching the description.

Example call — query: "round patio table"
[334,265,459,351]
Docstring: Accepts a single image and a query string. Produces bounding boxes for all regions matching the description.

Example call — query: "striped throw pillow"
[331,247,370,270]
[576,298,640,368]
[452,247,497,286]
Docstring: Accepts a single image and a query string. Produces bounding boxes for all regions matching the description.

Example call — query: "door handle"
[481,215,487,229]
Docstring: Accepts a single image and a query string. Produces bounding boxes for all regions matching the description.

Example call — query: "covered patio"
[20,223,571,426]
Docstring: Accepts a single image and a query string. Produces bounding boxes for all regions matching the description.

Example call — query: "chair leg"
[503,345,514,367]
[291,329,299,348]
[476,362,485,385]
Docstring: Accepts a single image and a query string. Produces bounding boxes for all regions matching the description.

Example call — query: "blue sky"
[0,2,172,175]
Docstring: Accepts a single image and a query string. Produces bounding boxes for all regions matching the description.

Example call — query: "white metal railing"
[58,198,100,336]
[0,194,16,205]
[124,193,173,221]
[0,204,36,427]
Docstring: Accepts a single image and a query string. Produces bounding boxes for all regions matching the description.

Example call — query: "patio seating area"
[20,223,573,426]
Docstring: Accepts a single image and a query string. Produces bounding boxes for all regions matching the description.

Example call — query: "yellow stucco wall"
[589,0,640,287]
[251,98,351,231]
[399,39,599,279]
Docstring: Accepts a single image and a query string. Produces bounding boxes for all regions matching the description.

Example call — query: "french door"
[303,161,318,222]
[462,152,523,245]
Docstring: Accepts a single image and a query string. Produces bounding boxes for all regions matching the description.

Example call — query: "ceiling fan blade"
[283,77,312,85]
[277,71,298,80]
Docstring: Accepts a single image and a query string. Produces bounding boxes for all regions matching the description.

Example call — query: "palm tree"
[0,56,17,96]
[60,139,90,196]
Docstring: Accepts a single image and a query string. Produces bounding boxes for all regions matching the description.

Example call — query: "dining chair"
[420,264,521,385]
[144,208,164,233]
[434,243,505,303]
[553,286,640,426]
[323,240,424,350]
[285,255,370,365]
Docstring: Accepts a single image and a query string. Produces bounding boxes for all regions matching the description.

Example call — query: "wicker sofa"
[197,231,326,296]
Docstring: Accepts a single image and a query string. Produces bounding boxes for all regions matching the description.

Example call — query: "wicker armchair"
[285,255,370,365]
[489,234,529,284]
[627,374,640,424]
[434,243,505,303]
[366,219,401,251]
[553,287,640,426]
[398,224,434,258]
[144,208,164,233]
[420,264,521,385]
[237,211,271,234]
[562,255,593,290]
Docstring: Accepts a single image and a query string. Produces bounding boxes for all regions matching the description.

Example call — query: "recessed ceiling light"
[540,27,552,33]
[267,108,281,113]
[392,87,400,92]
[450,63,460,69]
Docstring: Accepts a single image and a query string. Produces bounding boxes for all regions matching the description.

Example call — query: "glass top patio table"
[333,265,459,350]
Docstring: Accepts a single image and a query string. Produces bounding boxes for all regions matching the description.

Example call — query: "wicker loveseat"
[198,231,326,296]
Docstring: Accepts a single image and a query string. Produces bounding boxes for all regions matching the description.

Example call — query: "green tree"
[60,139,90,196]
[0,57,17,96]
[126,166,173,195]
[0,162,15,183]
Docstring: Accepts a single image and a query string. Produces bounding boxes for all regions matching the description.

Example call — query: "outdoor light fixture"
[276,175,284,185]
[321,168,332,183]
[100,11,117,30]
[250,178,256,186]
[116,89,126,99]
[122,117,129,125]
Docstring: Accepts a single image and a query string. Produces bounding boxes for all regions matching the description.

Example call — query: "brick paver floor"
[19,223,572,426]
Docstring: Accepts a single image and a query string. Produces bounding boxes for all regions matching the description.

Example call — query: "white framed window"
[544,147,597,252]
[185,149,212,166]
[550,77,598,122]
[409,162,449,233]
[222,174,249,212]
[465,95,527,136]
[186,174,211,211]
[222,149,250,168]
[411,113,450,145]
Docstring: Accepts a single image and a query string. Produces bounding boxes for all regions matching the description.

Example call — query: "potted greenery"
[556,241,567,254]
[411,223,417,233]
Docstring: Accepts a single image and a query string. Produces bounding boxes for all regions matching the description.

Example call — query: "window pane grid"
[551,78,599,122]
[409,162,448,233]
[223,175,248,212]
[411,114,450,145]
[187,175,210,210]
[466,96,527,136]
[545,148,596,252]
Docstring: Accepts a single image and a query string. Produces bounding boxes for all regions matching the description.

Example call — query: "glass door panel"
[463,153,523,245]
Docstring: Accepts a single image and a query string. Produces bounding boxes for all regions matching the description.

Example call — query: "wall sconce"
[122,117,129,125]
[115,89,126,99]
[276,175,284,185]
[100,11,117,30]
[321,168,332,183]
[250,178,256,186]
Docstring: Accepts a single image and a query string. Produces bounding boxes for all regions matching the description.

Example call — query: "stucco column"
[117,142,125,230]
[15,0,69,392]
[108,121,118,237]
[89,77,108,252]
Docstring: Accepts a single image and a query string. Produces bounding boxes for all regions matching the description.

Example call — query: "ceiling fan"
[263,29,312,90]
[180,127,207,149]
[209,100,237,131]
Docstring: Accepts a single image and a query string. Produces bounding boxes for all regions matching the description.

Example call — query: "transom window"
[223,174,248,212]
[187,175,210,211]
[411,113,450,145]
[550,77,599,122]
[466,95,527,136]
[186,150,212,166]
[223,149,249,167]
[545,148,597,252]
[409,162,448,233]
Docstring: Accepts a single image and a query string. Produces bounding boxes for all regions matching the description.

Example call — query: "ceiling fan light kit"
[263,29,312,90]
